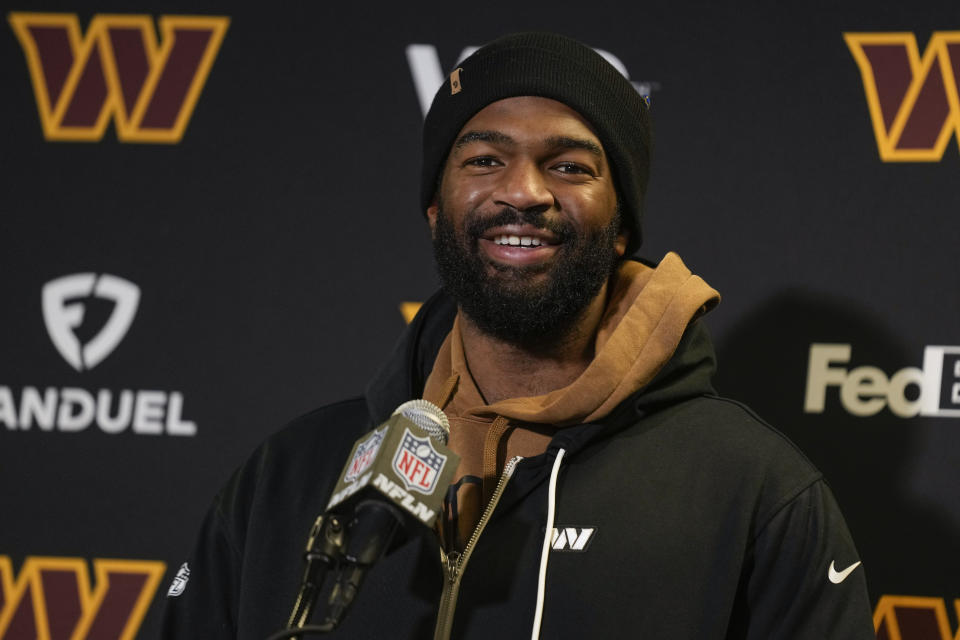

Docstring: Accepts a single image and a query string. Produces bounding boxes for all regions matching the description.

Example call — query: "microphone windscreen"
[393,399,450,445]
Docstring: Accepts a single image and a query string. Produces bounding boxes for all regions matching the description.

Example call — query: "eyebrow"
[545,136,603,157]
[453,130,603,158]
[454,130,514,149]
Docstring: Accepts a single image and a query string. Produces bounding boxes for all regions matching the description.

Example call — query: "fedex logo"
[804,344,960,418]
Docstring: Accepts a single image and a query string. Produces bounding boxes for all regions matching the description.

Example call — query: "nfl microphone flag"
[325,412,459,527]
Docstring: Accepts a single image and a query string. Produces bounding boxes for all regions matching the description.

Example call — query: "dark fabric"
[161,292,875,639]
[420,32,652,254]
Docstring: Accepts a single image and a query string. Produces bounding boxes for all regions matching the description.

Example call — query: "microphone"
[279,400,459,637]
[325,399,457,526]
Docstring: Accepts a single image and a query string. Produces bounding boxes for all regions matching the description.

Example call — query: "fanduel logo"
[845,31,960,161]
[804,344,960,418]
[8,12,229,143]
[0,274,198,436]
[406,44,658,118]
[43,273,139,371]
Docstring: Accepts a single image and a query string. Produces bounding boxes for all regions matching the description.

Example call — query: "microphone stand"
[269,400,452,639]
[272,514,346,639]
[319,501,403,628]
[267,502,405,639]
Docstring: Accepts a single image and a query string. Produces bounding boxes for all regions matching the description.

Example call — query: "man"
[162,33,875,638]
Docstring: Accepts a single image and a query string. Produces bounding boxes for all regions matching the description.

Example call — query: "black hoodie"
[161,282,875,639]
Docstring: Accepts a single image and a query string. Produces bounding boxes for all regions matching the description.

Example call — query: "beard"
[431,203,623,347]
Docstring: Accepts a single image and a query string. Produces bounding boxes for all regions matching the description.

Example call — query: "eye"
[553,162,593,176]
[464,156,500,168]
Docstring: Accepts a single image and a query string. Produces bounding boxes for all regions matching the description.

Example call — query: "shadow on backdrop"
[714,289,959,622]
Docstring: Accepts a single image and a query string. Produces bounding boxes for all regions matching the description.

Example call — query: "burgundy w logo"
[845,32,960,161]
[8,13,229,143]
[0,555,165,639]
[872,595,960,640]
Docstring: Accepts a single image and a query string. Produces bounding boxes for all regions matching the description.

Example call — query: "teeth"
[494,235,543,247]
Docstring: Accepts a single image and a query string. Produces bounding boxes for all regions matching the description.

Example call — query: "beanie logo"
[450,67,463,95]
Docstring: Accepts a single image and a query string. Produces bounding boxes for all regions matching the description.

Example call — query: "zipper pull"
[443,551,460,583]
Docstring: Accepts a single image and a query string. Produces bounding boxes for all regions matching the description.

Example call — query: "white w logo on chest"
[550,527,596,552]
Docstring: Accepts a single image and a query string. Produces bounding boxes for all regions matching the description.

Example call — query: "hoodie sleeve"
[739,480,875,639]
[159,496,241,639]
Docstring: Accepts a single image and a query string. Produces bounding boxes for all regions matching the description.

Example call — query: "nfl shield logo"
[392,429,447,494]
[345,427,387,483]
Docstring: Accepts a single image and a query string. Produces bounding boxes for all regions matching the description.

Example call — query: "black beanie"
[421,32,652,254]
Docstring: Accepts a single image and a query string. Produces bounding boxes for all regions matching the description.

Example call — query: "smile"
[493,235,545,247]
[473,223,564,267]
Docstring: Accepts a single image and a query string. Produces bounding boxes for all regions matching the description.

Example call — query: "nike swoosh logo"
[828,560,862,584]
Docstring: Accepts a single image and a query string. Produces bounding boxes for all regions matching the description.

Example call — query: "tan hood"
[423,252,719,550]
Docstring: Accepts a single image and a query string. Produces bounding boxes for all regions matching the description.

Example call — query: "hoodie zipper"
[433,456,522,640]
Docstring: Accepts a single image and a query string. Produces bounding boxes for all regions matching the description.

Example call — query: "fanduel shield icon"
[42,273,140,371]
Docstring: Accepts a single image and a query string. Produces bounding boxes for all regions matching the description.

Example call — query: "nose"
[492,160,554,212]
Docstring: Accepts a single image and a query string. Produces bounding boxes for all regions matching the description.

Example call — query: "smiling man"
[430,98,625,349]
[163,33,875,639]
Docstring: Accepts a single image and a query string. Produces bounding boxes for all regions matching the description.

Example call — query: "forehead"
[453,96,604,150]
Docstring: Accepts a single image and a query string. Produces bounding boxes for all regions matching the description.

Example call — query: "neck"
[459,282,610,405]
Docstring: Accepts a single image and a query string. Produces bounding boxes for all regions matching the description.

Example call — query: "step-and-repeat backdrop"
[2,2,958,637]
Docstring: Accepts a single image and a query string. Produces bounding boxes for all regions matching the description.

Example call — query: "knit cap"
[421,32,652,253]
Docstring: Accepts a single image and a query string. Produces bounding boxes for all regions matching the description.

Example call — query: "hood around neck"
[365,253,720,431]
[429,253,719,426]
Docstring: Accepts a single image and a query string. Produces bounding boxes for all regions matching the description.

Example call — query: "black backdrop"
[2,2,959,638]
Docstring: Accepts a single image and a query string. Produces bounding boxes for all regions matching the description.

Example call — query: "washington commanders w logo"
[0,555,165,639]
[845,32,960,162]
[873,595,960,640]
[8,13,229,143]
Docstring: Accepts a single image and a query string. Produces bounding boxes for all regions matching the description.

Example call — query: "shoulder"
[231,396,370,483]
[649,393,819,475]
[260,397,372,458]
[212,397,371,547]
[608,393,824,531]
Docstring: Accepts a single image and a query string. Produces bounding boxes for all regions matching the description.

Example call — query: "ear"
[426,200,439,236]
[614,228,629,257]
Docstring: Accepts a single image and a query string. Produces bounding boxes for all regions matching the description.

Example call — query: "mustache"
[464,207,572,241]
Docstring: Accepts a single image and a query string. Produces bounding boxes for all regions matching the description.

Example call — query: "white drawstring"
[531,447,566,640]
